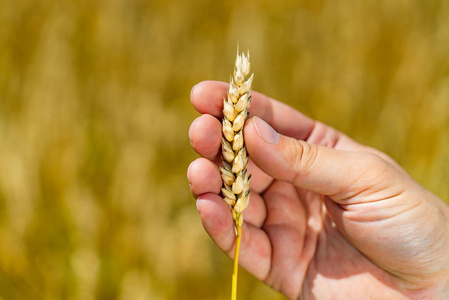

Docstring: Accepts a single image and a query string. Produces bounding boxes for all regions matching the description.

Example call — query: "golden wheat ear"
[220,49,253,300]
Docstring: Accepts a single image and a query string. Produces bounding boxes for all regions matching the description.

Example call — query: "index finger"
[190,80,315,141]
[190,81,393,162]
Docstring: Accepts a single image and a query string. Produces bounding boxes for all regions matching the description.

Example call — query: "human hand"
[187,81,449,299]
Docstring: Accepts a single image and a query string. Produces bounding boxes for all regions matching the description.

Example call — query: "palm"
[256,179,400,299]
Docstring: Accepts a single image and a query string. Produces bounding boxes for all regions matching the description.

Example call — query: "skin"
[187,81,449,299]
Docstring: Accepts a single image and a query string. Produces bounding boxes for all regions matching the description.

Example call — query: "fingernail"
[187,161,194,184]
[196,197,204,212]
[190,84,198,103]
[189,117,199,142]
[253,117,280,144]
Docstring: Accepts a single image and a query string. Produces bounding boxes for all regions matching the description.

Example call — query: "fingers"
[189,81,395,197]
[187,158,267,227]
[196,193,271,280]
[187,158,222,198]
[246,158,274,194]
[262,181,311,297]
[190,81,383,156]
[243,191,267,228]
[245,117,402,203]
[189,115,222,162]
[191,81,315,140]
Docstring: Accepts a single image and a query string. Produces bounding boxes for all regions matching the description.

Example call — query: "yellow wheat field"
[0,0,448,299]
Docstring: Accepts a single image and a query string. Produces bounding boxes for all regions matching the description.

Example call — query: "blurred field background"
[0,0,449,299]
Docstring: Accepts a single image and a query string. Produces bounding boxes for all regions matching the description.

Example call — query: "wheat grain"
[220,50,253,300]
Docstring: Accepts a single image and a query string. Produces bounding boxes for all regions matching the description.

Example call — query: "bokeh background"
[1,0,449,299]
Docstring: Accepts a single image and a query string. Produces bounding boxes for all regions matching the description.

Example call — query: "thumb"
[245,117,396,201]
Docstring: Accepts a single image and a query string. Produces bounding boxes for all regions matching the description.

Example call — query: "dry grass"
[0,0,448,299]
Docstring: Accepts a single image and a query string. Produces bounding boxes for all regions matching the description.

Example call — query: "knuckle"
[285,138,318,183]
[357,152,395,180]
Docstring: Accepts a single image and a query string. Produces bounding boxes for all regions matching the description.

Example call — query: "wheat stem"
[231,225,242,300]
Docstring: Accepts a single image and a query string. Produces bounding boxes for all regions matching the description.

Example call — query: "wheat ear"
[220,50,253,300]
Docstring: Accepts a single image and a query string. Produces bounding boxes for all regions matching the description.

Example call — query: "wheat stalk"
[220,50,253,300]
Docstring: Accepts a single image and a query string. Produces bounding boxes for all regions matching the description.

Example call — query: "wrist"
[402,193,449,299]
[432,198,449,298]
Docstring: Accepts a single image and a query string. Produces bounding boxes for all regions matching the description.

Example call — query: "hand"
[187,81,449,299]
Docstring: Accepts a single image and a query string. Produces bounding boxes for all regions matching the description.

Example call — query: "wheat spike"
[221,50,253,300]
[221,50,252,234]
